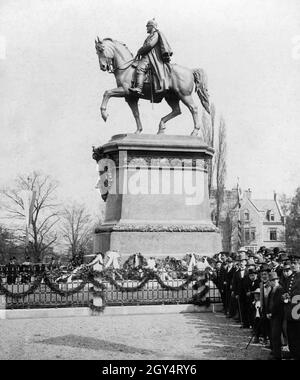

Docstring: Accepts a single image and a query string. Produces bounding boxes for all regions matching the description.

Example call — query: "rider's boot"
[129,72,145,96]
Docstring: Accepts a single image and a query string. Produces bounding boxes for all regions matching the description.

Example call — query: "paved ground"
[0,311,270,360]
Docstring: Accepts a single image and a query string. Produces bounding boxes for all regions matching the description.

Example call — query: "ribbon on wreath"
[105,250,120,269]
[188,253,197,275]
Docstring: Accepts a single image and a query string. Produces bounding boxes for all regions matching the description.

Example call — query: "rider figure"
[129,19,173,96]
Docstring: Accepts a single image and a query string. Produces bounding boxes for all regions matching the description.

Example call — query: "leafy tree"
[286,187,300,254]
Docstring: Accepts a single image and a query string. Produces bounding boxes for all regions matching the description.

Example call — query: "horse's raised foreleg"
[100,87,126,122]
[179,95,201,136]
[126,97,143,134]
[158,96,181,134]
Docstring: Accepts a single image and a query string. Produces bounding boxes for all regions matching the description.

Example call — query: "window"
[251,228,256,241]
[245,246,258,254]
[244,228,250,242]
[244,210,250,221]
[267,210,275,221]
[270,228,277,241]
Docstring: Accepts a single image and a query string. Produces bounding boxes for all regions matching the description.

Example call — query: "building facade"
[239,189,286,253]
[210,188,286,253]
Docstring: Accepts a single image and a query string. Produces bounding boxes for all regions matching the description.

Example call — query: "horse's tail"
[193,68,210,114]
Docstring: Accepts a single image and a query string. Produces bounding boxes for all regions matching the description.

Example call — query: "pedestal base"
[94,230,221,257]
[92,133,221,258]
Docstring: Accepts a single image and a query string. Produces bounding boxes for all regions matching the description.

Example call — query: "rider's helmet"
[146,18,158,29]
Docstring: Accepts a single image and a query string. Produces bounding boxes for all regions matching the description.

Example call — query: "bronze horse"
[95,37,210,136]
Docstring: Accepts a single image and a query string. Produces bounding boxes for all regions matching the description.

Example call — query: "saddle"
[131,64,169,103]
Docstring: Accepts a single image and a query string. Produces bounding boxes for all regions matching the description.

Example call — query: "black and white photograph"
[0,0,300,363]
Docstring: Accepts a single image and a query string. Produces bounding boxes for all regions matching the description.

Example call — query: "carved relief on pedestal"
[95,223,218,233]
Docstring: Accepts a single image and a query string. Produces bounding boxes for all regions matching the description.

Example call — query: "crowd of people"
[1,247,300,360]
[212,246,300,360]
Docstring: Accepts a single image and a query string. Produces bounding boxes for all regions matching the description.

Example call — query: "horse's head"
[95,36,114,72]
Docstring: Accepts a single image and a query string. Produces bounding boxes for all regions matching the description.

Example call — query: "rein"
[96,41,137,73]
[108,57,137,73]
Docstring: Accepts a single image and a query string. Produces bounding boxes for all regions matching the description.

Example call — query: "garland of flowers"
[154,273,201,291]
[0,270,207,297]
[0,265,211,310]
[0,274,44,299]
[191,285,210,307]
[89,275,106,313]
[43,275,89,297]
[0,273,90,299]
[89,269,207,292]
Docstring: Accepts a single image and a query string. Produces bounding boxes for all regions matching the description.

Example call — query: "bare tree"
[209,103,216,195]
[202,103,216,196]
[202,111,212,146]
[0,225,15,264]
[1,172,59,262]
[220,206,239,252]
[215,117,227,227]
[210,103,216,149]
[60,202,93,260]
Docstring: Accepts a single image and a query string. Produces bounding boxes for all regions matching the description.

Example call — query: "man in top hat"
[252,288,262,343]
[247,249,255,258]
[259,264,272,345]
[257,246,266,255]
[223,257,235,316]
[232,252,250,328]
[212,258,227,310]
[246,258,256,271]
[246,269,260,296]
[264,249,273,264]
[245,268,260,328]
[271,256,283,281]
[129,19,173,95]
[267,271,285,360]
[273,247,280,258]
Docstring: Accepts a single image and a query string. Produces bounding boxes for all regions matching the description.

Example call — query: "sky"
[0,0,300,216]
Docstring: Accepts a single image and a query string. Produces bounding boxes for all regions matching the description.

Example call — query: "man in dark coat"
[129,19,173,95]
[223,257,235,315]
[260,264,272,344]
[6,257,18,285]
[282,260,300,360]
[232,253,250,328]
[267,272,285,360]
[245,269,260,326]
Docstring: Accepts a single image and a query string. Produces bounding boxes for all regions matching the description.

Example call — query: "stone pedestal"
[92,133,221,257]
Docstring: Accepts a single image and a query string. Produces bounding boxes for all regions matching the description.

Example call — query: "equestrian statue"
[95,19,210,136]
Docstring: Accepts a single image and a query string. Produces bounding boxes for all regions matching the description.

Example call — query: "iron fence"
[0,267,221,309]
[3,282,92,309]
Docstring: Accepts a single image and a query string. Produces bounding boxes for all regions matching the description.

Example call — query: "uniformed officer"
[282,261,300,360]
